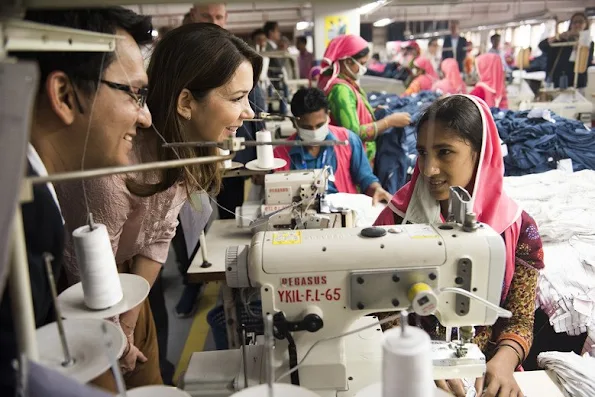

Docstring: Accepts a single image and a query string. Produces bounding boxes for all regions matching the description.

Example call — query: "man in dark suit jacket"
[441,20,468,72]
[0,8,153,395]
[263,21,289,114]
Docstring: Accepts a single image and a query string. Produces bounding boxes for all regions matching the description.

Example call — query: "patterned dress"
[378,210,544,363]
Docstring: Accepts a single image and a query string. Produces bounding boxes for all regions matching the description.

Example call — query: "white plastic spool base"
[57,273,150,319]
[127,386,192,397]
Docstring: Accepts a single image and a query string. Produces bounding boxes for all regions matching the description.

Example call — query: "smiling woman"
[131,23,263,197]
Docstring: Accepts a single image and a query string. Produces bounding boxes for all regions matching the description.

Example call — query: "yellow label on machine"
[272,231,302,245]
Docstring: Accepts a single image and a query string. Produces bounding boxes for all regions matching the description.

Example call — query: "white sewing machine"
[184,189,508,397]
[236,168,356,233]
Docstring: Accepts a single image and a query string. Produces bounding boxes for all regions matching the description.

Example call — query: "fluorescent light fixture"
[358,0,387,15]
[373,18,392,27]
[296,21,311,31]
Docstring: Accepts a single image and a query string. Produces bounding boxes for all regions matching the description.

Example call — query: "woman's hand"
[119,334,148,375]
[385,112,411,128]
[480,357,523,397]
[435,379,468,397]
[372,186,392,206]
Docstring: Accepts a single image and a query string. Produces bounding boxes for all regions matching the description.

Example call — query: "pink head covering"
[410,56,439,91]
[318,34,369,92]
[374,95,522,299]
[475,53,506,108]
[432,58,466,94]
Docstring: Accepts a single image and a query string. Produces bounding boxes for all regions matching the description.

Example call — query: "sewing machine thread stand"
[43,252,75,368]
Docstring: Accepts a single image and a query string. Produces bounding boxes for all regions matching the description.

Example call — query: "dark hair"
[372,53,380,61]
[263,21,279,37]
[182,12,192,25]
[296,36,308,46]
[290,88,329,118]
[569,12,589,30]
[429,38,439,46]
[352,46,371,60]
[17,8,152,96]
[251,28,265,40]
[129,23,262,197]
[417,96,482,153]
[490,34,501,45]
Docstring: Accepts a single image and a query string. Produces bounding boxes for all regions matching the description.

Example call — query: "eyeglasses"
[100,79,148,108]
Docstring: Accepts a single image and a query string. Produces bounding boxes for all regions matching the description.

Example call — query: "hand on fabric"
[372,186,392,206]
[434,379,468,397]
[385,112,411,128]
[481,354,523,397]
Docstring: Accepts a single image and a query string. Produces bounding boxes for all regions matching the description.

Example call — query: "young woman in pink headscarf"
[374,95,544,397]
[432,58,467,95]
[319,34,410,162]
[469,53,508,108]
[402,56,439,96]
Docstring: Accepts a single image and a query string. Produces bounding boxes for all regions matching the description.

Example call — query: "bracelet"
[495,344,523,367]
[373,122,378,139]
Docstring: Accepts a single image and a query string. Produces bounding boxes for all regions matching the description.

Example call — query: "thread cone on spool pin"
[245,130,287,171]
[57,273,150,320]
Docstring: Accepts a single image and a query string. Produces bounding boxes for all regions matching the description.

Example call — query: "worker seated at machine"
[273,87,392,205]
[375,95,544,397]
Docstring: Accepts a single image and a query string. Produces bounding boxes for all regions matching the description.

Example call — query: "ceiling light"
[296,21,311,31]
[358,1,387,15]
[373,18,392,27]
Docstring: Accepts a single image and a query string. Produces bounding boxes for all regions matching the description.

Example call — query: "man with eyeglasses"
[0,7,153,395]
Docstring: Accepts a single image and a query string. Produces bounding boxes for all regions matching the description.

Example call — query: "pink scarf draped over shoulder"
[374,95,521,300]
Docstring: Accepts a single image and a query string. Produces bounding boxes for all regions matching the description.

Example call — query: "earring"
[186,114,191,120]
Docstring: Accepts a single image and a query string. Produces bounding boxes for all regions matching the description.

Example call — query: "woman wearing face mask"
[273,87,392,204]
[539,12,593,91]
[56,23,261,391]
[318,34,410,163]
[374,95,544,397]
[402,56,439,96]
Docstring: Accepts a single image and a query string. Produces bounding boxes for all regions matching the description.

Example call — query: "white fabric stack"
[321,193,386,227]
[504,170,595,354]
[537,351,595,397]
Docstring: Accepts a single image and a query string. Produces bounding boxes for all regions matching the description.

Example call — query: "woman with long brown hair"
[56,23,262,391]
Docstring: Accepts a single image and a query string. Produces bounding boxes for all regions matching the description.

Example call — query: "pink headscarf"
[374,95,522,300]
[475,53,507,108]
[318,34,369,92]
[412,56,438,91]
[432,58,466,94]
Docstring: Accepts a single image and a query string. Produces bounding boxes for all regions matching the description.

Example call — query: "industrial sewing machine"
[183,188,509,397]
[235,168,356,233]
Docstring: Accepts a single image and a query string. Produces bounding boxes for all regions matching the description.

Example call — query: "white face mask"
[347,58,367,81]
[298,119,329,142]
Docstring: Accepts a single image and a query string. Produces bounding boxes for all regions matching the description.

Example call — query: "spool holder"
[43,253,75,368]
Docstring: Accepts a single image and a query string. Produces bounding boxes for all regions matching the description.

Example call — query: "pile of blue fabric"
[491,109,595,176]
[370,91,440,194]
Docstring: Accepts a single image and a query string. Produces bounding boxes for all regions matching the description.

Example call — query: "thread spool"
[382,326,433,397]
[72,224,123,310]
[231,384,319,397]
[256,130,274,169]
[219,148,233,169]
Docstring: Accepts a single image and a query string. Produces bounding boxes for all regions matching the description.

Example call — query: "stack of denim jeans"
[491,109,595,176]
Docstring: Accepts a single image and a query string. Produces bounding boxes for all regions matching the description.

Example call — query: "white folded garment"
[322,193,386,227]
[537,351,595,397]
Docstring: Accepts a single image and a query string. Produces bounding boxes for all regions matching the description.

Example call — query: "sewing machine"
[184,189,508,396]
[236,168,356,233]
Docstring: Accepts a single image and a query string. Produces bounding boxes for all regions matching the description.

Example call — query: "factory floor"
[160,245,219,386]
